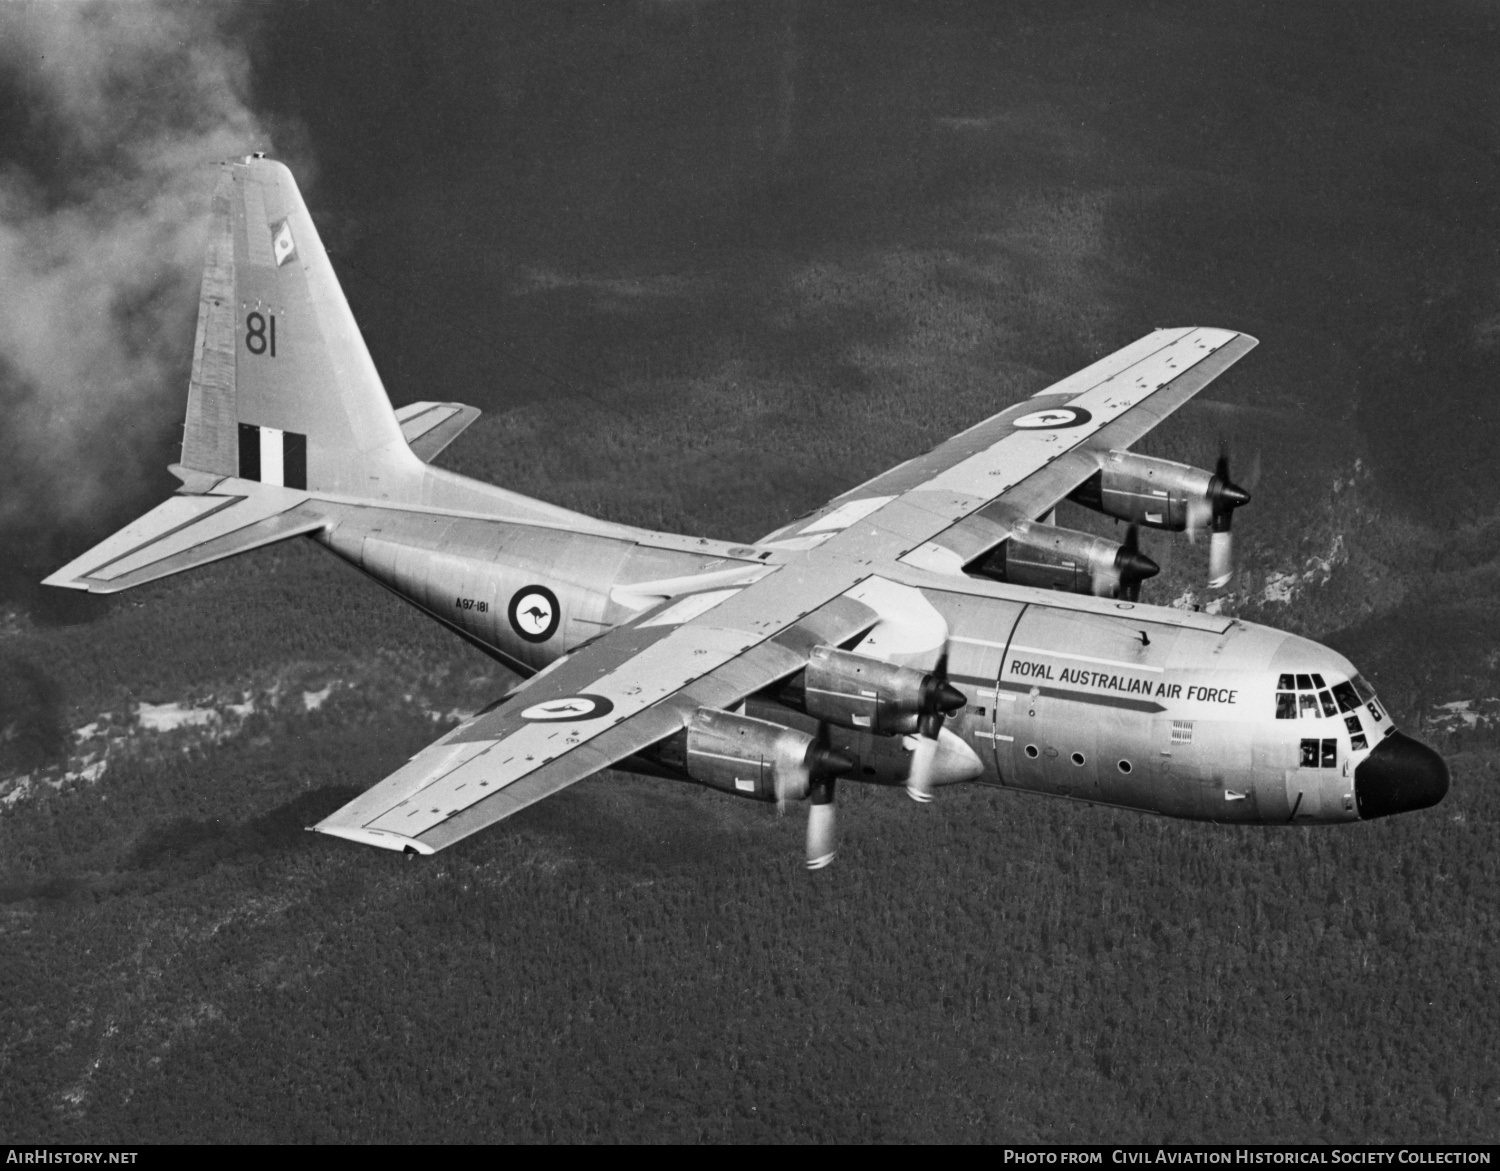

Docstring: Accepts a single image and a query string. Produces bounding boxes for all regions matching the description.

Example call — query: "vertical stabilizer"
[180,156,417,495]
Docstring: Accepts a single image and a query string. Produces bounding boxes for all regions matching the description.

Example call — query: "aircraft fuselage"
[314,500,1445,826]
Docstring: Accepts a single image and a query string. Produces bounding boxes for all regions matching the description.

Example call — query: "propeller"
[1206,447,1252,589]
[1092,523,1158,600]
[776,732,852,870]
[905,653,968,804]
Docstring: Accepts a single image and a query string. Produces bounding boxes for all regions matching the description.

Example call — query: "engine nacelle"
[968,519,1158,596]
[654,708,846,803]
[1067,450,1216,531]
[794,645,954,736]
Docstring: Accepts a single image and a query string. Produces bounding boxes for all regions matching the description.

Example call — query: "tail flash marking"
[238,423,307,490]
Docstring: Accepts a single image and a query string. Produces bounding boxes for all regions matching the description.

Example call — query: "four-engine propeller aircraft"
[45,157,1449,867]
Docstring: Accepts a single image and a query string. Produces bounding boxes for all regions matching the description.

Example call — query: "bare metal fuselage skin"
[315,500,1376,826]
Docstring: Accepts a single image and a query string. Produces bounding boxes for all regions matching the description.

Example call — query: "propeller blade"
[774,763,808,815]
[806,778,837,870]
[1209,529,1234,589]
[906,731,939,803]
[1185,495,1212,542]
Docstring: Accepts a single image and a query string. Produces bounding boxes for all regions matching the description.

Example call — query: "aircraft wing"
[311,586,880,854]
[316,326,1257,855]
[758,326,1257,569]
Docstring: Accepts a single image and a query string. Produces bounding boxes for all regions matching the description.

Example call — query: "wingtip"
[310,823,436,855]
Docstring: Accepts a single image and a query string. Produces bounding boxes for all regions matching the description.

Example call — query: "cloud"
[0,1,276,605]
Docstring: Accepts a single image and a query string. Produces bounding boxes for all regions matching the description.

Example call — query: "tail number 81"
[246,312,277,357]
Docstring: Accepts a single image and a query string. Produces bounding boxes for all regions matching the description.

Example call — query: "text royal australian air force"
[1006,654,1241,709]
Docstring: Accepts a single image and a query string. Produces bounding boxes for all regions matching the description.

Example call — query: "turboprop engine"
[653,708,853,869]
[780,645,971,803]
[1067,450,1251,588]
[967,518,1159,600]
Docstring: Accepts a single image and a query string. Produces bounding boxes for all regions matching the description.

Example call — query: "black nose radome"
[1355,731,1450,819]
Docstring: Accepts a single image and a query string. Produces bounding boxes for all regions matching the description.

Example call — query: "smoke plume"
[0,2,276,611]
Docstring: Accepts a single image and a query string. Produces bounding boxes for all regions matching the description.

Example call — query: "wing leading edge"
[760,327,1257,569]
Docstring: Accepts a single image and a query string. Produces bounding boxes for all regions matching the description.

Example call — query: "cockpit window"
[1278,673,1294,690]
[1311,673,1326,688]
[1296,673,1314,690]
[1351,675,1376,703]
[1275,692,1296,719]
[1298,693,1320,718]
[1331,681,1360,713]
[1318,690,1337,717]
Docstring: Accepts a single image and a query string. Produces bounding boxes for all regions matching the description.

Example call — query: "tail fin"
[181,154,416,493]
[45,156,421,594]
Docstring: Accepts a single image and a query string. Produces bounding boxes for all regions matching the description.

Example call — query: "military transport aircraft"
[45,156,1448,868]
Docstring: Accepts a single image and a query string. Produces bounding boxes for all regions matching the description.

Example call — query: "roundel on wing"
[1012,406,1093,430]
[508,584,561,643]
[521,694,615,722]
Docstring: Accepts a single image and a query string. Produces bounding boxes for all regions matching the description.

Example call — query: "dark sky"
[252,1,1500,503]
[2,0,1498,605]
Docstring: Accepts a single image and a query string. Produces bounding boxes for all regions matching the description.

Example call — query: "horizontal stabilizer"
[395,401,482,463]
[43,481,324,594]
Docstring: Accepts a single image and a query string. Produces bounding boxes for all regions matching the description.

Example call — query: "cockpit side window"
[1275,692,1296,719]
[1350,675,1386,723]
[1332,681,1360,713]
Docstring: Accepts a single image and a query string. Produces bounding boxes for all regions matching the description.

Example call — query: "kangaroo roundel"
[1013,406,1093,430]
[508,585,560,642]
[521,694,615,722]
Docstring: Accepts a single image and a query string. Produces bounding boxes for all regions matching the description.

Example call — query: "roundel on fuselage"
[508,584,561,643]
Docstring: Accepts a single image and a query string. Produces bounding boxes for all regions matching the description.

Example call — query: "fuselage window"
[1071,752,1085,766]
[1275,692,1296,719]
[1024,744,1039,759]
[1300,737,1338,767]
[1298,693,1320,719]
[1117,759,1132,774]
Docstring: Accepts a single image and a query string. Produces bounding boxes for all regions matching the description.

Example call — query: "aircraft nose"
[1354,731,1450,819]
